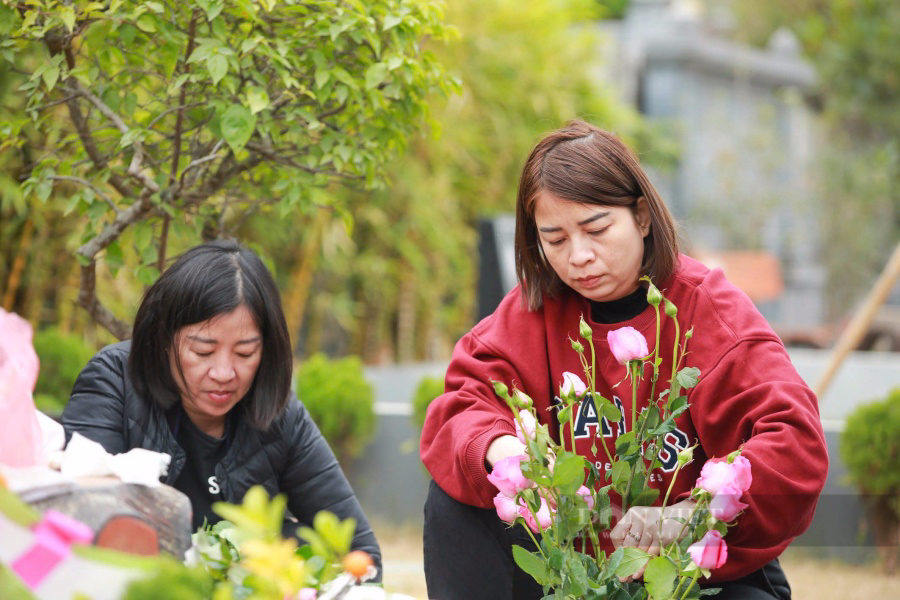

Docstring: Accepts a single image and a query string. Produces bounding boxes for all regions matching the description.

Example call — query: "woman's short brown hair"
[515,119,680,310]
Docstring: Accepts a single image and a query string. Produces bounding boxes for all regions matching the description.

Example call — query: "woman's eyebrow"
[538,210,610,233]
[186,335,261,344]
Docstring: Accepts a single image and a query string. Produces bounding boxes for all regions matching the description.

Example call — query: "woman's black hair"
[129,239,292,430]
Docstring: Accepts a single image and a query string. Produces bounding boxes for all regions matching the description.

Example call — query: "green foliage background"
[294,353,376,462]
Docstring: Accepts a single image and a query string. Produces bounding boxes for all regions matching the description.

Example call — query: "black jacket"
[62,341,380,567]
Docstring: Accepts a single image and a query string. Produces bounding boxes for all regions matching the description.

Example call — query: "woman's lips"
[207,391,233,404]
[576,275,602,288]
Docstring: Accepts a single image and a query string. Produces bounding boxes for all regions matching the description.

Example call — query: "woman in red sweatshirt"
[420,120,827,599]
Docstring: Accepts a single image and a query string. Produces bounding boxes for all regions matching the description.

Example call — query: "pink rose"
[576,485,595,510]
[515,410,537,444]
[519,496,554,533]
[688,530,728,569]
[696,456,753,496]
[487,454,532,498]
[0,308,43,467]
[494,493,519,523]
[560,371,587,398]
[607,327,649,365]
[708,484,748,522]
[296,589,317,600]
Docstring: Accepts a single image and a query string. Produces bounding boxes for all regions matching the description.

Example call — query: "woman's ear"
[635,196,651,237]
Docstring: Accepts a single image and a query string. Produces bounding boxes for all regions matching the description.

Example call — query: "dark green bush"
[841,387,900,496]
[841,386,900,571]
[295,353,375,462]
[411,374,445,429]
[32,327,95,414]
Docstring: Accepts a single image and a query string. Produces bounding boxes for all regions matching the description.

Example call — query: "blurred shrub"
[411,375,444,430]
[32,327,94,414]
[841,387,900,572]
[295,353,375,462]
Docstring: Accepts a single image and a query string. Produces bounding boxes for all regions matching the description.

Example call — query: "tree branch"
[48,175,118,213]
[76,196,156,340]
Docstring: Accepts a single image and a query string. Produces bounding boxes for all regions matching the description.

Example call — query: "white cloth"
[59,433,170,487]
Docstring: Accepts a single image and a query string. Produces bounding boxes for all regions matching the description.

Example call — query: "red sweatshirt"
[421,254,828,582]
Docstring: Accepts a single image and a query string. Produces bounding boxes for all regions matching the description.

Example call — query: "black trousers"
[424,480,791,600]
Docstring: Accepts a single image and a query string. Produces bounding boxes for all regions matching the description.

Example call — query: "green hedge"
[295,353,375,462]
[841,386,900,569]
[411,375,444,430]
[32,327,95,414]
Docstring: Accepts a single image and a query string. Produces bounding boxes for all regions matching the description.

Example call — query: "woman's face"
[534,191,650,303]
[169,304,263,437]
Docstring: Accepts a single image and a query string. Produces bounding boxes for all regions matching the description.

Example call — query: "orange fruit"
[342,550,374,578]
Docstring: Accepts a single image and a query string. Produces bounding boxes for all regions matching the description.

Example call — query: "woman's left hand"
[609,499,696,581]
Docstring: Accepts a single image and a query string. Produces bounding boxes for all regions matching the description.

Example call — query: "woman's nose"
[209,356,236,382]
[569,236,595,266]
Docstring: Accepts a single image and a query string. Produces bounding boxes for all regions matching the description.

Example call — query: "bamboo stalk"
[2,218,34,311]
[815,241,900,400]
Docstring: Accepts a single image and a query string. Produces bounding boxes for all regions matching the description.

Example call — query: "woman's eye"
[194,351,213,357]
[589,227,609,236]
[236,353,255,358]
[547,238,565,246]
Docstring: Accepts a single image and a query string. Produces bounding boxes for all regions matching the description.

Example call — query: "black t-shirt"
[589,286,649,324]
[169,407,229,531]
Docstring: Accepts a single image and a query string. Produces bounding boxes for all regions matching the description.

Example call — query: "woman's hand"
[609,499,696,580]
[486,434,527,469]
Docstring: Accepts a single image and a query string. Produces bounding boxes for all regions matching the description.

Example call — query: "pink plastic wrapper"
[0,308,43,467]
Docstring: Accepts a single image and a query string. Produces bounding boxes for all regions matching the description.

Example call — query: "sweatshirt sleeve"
[420,290,556,509]
[62,344,130,455]
[278,397,381,574]
[689,335,828,581]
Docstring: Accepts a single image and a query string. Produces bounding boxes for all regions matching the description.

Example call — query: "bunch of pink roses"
[489,278,753,599]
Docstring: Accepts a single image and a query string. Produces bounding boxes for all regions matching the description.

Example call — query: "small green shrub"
[412,375,445,429]
[841,387,900,571]
[842,387,900,496]
[295,353,376,462]
[32,327,95,414]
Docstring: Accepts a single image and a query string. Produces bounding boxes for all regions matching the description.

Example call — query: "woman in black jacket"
[62,239,380,569]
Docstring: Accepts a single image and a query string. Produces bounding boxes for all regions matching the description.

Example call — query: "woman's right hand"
[486,434,527,469]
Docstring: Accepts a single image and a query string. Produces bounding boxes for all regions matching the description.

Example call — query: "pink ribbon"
[11,510,94,589]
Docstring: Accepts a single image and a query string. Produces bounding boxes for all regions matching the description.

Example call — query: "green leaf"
[220,104,256,152]
[136,14,157,33]
[675,367,701,390]
[552,451,586,491]
[41,63,60,91]
[60,6,76,32]
[613,547,650,578]
[365,62,388,89]
[601,402,622,423]
[246,86,270,114]
[644,556,677,600]
[512,545,548,585]
[207,54,228,85]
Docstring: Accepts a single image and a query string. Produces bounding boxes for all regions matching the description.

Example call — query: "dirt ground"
[373,522,900,600]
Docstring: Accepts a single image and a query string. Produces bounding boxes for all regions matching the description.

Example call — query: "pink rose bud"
[513,389,533,409]
[696,456,753,496]
[515,410,537,444]
[576,485,595,510]
[519,496,554,533]
[729,455,753,492]
[606,326,649,365]
[487,454,532,498]
[494,493,519,523]
[708,484,749,522]
[688,530,728,569]
[560,371,587,398]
